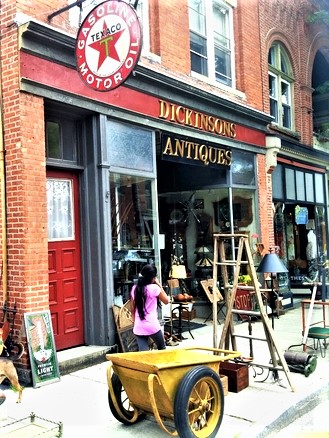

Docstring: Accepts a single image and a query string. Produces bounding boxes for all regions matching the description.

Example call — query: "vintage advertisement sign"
[76,0,142,91]
[24,310,60,388]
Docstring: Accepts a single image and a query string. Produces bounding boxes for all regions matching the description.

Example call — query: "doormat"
[164,321,207,334]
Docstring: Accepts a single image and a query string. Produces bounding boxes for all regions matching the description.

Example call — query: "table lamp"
[257,247,288,329]
[195,246,213,267]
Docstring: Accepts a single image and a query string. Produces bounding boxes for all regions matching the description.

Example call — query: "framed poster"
[24,310,60,388]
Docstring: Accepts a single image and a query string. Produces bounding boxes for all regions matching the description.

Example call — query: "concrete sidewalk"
[1,300,329,437]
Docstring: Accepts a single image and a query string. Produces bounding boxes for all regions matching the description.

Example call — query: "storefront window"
[231,151,255,186]
[110,173,158,302]
[107,120,154,172]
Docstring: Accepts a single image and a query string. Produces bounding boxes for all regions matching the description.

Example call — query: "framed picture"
[24,310,60,388]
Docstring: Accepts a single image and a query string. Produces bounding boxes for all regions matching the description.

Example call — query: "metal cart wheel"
[174,365,224,438]
[108,373,146,425]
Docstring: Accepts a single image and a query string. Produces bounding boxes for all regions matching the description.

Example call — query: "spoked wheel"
[108,373,146,425]
[174,365,224,438]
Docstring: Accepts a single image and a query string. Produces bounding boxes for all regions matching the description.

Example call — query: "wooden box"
[219,374,228,396]
[219,361,249,393]
[181,308,196,320]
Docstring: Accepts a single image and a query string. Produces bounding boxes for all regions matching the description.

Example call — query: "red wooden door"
[47,171,84,350]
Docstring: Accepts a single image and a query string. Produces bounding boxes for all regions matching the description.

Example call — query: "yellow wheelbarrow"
[106,346,241,438]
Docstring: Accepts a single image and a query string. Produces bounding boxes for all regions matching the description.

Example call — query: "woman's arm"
[154,277,169,305]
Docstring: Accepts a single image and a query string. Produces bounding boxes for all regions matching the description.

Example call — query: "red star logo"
[89,21,125,71]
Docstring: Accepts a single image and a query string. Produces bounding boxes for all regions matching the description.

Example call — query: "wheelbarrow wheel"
[174,365,224,438]
[108,373,146,425]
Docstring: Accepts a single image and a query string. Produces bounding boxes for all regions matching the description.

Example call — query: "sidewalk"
[1,300,329,437]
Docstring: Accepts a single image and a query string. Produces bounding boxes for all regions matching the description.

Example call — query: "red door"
[47,171,84,350]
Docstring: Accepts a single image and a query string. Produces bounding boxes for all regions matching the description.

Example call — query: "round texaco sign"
[76,0,142,91]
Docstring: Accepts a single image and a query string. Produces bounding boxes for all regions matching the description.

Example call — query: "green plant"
[238,274,252,284]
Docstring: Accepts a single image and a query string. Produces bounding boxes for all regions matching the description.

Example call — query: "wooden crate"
[219,374,228,396]
[181,308,196,320]
[219,361,249,393]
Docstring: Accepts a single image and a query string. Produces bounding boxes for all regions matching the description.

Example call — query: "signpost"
[24,310,60,388]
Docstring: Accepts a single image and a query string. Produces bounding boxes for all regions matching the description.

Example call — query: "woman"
[130,264,169,351]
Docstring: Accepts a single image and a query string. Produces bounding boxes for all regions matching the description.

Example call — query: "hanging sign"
[75,0,142,91]
[24,310,60,388]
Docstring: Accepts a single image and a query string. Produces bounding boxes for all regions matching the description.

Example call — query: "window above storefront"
[268,43,294,130]
[189,0,235,87]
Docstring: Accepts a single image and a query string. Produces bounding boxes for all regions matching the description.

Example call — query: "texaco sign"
[76,0,142,91]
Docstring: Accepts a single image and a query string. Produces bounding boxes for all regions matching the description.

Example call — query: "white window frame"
[268,43,294,130]
[68,0,149,53]
[189,0,235,88]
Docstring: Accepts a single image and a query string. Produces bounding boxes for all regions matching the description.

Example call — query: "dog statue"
[0,358,23,403]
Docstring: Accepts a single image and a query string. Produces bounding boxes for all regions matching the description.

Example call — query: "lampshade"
[257,253,288,274]
[195,257,213,267]
[195,246,210,254]
[171,264,187,279]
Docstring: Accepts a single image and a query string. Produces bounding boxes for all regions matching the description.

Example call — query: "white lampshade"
[171,264,187,279]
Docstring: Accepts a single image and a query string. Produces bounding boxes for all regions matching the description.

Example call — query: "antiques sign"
[76,0,142,91]
[162,132,232,168]
[24,310,60,388]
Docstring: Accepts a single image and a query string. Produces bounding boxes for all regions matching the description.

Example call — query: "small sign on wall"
[24,310,60,388]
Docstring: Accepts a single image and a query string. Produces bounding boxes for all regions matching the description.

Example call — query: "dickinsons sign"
[76,0,142,91]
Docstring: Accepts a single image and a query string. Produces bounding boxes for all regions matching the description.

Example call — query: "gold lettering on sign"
[159,100,237,138]
[162,136,232,167]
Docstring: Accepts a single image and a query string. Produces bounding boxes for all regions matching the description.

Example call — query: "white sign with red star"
[76,0,142,91]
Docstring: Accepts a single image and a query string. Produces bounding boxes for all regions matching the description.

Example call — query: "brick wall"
[1,4,48,368]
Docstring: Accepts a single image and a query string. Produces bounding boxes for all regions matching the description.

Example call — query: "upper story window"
[189,0,235,87]
[268,43,294,130]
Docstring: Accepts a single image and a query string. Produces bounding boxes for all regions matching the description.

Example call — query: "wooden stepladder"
[212,233,295,391]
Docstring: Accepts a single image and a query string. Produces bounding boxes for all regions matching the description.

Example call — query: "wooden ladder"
[212,233,295,391]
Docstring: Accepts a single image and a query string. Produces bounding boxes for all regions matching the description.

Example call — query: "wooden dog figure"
[0,358,23,403]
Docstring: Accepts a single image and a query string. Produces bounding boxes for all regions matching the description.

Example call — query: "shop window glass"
[285,168,295,199]
[231,151,255,186]
[296,171,305,201]
[315,173,324,203]
[108,120,154,172]
[189,0,234,87]
[272,164,283,199]
[305,173,314,202]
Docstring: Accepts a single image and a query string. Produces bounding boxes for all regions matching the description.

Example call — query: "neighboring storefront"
[272,142,329,296]
[19,20,274,350]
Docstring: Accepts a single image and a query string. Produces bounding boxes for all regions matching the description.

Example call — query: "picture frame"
[24,310,60,388]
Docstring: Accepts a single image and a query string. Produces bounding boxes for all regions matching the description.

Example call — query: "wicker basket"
[219,374,228,396]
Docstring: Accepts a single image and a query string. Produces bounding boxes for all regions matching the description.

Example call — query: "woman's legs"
[150,330,166,350]
[135,335,150,351]
[135,330,166,351]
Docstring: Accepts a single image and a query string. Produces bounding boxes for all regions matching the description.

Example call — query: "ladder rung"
[216,261,249,266]
[232,334,267,342]
[232,309,264,316]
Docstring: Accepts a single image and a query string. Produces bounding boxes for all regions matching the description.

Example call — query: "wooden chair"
[200,279,226,323]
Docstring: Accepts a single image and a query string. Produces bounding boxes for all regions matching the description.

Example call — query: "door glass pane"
[47,179,74,241]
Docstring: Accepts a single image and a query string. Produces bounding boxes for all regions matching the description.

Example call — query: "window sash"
[189,0,233,87]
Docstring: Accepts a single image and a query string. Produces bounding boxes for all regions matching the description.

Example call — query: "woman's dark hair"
[134,264,157,320]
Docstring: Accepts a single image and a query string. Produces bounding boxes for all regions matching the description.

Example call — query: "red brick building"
[0,0,328,381]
